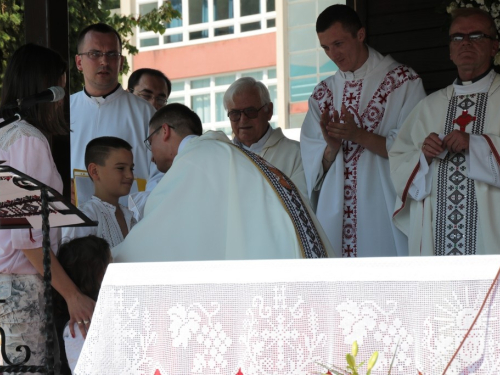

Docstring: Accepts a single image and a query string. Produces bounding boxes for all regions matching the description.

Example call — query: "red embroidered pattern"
[313,65,419,257]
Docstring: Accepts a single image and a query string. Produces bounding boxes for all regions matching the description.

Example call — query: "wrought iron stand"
[0,163,96,374]
[0,187,53,374]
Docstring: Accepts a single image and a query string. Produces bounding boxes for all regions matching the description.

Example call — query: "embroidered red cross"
[344,245,354,257]
[346,92,357,104]
[344,206,354,218]
[344,167,352,179]
[397,67,408,78]
[453,110,476,132]
[377,92,388,104]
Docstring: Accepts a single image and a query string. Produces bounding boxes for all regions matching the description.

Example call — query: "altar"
[75,256,500,375]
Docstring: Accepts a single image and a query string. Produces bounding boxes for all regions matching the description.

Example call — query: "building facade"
[120,0,343,138]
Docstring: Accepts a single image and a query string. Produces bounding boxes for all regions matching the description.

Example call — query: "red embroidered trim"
[311,65,420,257]
[393,161,420,218]
[482,134,500,166]
[342,66,418,257]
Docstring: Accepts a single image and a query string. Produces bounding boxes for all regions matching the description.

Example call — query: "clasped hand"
[422,130,470,164]
[320,104,361,146]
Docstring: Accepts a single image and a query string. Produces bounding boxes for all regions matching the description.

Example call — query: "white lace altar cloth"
[75,256,500,375]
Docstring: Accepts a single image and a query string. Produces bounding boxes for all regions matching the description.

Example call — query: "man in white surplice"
[71,23,160,206]
[113,103,333,262]
[390,8,500,256]
[300,5,425,257]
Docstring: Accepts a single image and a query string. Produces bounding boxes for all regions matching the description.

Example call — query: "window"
[137,0,276,49]
[288,0,341,103]
[169,68,278,135]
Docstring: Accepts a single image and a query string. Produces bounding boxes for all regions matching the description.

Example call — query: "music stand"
[0,162,96,374]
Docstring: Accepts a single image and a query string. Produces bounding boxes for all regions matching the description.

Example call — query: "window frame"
[168,68,278,135]
[136,0,277,50]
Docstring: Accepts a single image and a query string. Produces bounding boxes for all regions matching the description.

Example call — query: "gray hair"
[451,8,497,38]
[223,77,272,110]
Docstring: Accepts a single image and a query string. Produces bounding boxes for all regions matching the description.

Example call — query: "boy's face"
[94,148,134,199]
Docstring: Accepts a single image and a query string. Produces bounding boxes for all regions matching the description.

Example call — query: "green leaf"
[351,341,358,357]
[346,353,356,370]
[367,351,378,371]
[9,13,21,25]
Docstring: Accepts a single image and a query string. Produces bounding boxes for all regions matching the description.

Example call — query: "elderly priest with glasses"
[113,103,333,262]
[224,77,308,198]
[390,8,500,256]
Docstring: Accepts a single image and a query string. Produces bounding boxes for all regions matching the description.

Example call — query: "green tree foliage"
[0,0,181,93]
[0,1,24,89]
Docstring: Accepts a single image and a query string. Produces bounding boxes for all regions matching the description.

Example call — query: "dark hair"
[127,68,172,97]
[316,4,363,36]
[451,8,498,38]
[53,235,111,315]
[84,136,133,171]
[0,43,68,136]
[77,23,122,53]
[149,103,203,137]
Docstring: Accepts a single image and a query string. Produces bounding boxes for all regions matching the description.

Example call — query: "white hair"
[223,77,272,110]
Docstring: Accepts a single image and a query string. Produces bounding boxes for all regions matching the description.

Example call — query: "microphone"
[18,86,65,109]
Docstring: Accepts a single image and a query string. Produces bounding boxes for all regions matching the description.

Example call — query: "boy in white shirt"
[63,136,136,247]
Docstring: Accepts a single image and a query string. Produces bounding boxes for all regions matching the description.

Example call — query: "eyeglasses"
[131,90,168,107]
[449,32,497,43]
[227,104,268,122]
[77,50,122,60]
[144,124,175,151]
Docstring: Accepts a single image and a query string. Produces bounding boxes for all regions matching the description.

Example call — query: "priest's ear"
[265,102,274,121]
[87,163,100,181]
[356,27,366,43]
[161,123,173,141]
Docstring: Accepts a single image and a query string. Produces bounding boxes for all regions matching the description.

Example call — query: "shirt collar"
[91,195,117,212]
[453,69,496,95]
[233,125,272,153]
[84,83,121,99]
[455,67,493,86]
[178,134,199,154]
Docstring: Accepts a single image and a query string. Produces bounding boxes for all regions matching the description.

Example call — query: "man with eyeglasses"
[70,23,159,207]
[390,8,500,256]
[128,68,171,111]
[223,77,308,198]
[300,5,425,258]
[113,103,333,263]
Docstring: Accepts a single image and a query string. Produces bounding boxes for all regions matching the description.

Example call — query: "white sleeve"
[408,153,435,201]
[63,323,85,374]
[61,203,98,241]
[128,191,152,222]
[467,134,500,187]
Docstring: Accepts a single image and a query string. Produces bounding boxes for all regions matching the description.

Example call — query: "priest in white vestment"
[390,8,500,256]
[113,103,333,262]
[300,5,426,257]
[223,77,308,199]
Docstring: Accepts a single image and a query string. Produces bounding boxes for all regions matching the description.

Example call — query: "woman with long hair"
[0,43,95,371]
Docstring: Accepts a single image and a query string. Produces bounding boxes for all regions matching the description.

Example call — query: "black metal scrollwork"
[0,326,32,365]
[13,176,39,191]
